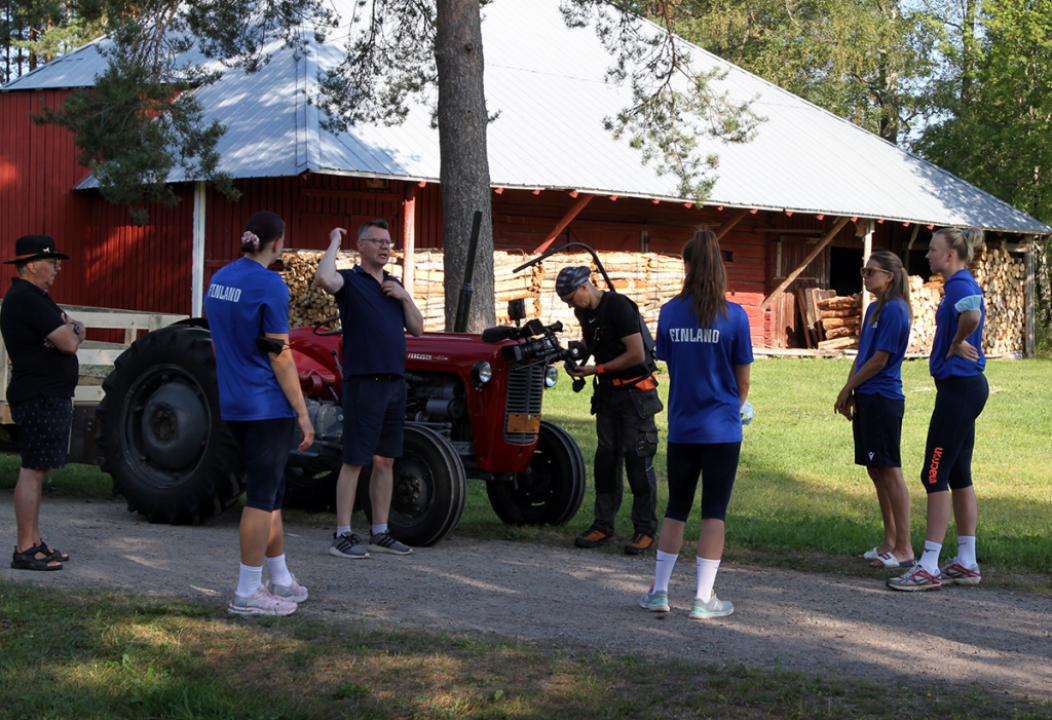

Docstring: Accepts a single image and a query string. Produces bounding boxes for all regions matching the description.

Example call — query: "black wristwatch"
[72,323,80,336]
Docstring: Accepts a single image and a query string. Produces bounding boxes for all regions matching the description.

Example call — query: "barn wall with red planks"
[0,90,93,306]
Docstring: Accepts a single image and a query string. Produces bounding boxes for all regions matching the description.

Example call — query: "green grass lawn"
[3,357,1051,575]
[2,581,1049,720]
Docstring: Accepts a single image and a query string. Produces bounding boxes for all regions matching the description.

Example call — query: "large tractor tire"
[486,421,586,526]
[97,326,244,524]
[356,425,467,547]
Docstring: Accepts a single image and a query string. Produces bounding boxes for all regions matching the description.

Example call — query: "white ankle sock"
[696,557,721,602]
[652,550,678,593]
[236,563,263,598]
[919,541,942,575]
[336,525,351,537]
[371,524,388,536]
[266,553,293,587]
[956,536,977,568]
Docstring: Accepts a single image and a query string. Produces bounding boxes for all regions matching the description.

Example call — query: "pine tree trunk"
[435,0,495,332]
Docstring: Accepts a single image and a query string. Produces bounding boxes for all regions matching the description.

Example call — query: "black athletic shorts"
[921,374,988,494]
[10,395,72,471]
[227,417,294,512]
[664,441,741,522]
[342,375,407,465]
[852,392,904,468]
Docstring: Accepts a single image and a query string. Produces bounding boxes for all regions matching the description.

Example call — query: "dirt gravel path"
[3,497,1050,699]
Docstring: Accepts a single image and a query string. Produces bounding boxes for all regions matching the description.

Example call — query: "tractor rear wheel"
[356,425,467,546]
[486,421,586,526]
[97,326,244,524]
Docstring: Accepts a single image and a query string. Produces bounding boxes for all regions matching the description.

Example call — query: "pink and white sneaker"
[228,585,298,616]
[886,565,942,592]
[940,559,981,586]
[268,575,309,603]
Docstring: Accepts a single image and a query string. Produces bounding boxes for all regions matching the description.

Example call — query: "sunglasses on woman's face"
[860,267,892,278]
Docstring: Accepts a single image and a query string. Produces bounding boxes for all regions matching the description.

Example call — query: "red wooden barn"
[2,0,1048,349]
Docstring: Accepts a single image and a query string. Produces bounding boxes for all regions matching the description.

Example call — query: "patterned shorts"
[10,396,73,470]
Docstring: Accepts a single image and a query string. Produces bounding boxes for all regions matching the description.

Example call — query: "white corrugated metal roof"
[4,0,1048,233]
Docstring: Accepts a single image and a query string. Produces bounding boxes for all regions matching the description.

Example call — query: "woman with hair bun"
[835,251,914,569]
[205,211,316,615]
[638,230,753,619]
[888,227,988,592]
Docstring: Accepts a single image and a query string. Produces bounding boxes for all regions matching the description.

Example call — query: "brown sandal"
[11,545,63,571]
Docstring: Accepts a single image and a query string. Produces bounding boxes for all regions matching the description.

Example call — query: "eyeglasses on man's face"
[362,237,393,248]
[860,267,892,278]
[35,260,61,270]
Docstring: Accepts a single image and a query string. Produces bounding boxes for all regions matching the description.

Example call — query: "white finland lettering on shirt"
[208,284,242,302]
[670,327,720,343]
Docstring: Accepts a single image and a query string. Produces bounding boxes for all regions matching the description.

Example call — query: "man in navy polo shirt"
[315,220,424,559]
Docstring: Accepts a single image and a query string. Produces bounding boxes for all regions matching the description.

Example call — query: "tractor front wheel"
[486,421,586,526]
[356,425,467,546]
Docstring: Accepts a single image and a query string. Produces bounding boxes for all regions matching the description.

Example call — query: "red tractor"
[95,311,587,546]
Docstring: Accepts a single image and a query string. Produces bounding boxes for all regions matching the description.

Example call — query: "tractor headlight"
[472,361,493,385]
[544,365,559,388]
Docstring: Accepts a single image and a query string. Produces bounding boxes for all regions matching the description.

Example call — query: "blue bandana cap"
[556,266,592,297]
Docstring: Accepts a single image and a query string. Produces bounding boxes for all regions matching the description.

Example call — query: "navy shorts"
[342,375,407,465]
[664,441,741,522]
[10,396,72,470]
[852,392,904,468]
[227,417,294,512]
[921,374,988,494]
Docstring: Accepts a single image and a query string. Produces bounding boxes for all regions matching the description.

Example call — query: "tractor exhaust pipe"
[453,210,484,333]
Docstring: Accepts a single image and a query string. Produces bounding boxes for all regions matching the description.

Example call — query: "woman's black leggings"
[664,441,741,521]
[921,374,988,493]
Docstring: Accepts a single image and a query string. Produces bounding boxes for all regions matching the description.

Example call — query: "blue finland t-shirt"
[204,257,294,421]
[930,269,985,380]
[336,266,408,377]
[656,298,753,444]
[854,297,910,401]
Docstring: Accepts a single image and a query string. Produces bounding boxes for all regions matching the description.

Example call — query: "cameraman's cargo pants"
[588,385,662,537]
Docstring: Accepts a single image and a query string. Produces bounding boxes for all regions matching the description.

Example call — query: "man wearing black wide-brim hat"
[0,234,84,571]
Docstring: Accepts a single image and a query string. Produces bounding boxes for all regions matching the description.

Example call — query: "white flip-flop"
[858,547,881,560]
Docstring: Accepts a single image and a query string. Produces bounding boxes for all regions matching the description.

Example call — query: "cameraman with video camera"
[557,266,662,555]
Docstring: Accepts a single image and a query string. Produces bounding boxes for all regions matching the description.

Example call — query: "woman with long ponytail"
[638,230,753,619]
[834,251,914,569]
[887,227,988,592]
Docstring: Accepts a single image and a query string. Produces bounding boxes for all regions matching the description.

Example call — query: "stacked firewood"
[972,247,1026,355]
[907,248,1026,355]
[281,248,687,341]
[907,275,943,353]
[281,249,547,332]
[816,294,862,350]
[280,249,360,328]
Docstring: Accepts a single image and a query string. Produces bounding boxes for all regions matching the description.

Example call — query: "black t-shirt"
[574,292,650,381]
[0,277,78,402]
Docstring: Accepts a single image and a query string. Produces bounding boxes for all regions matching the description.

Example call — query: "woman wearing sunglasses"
[834,251,914,569]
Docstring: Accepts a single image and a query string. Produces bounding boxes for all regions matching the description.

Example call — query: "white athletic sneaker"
[688,594,734,619]
[228,585,298,616]
[940,559,982,586]
[638,589,671,613]
[268,575,309,603]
